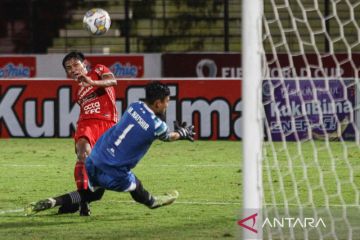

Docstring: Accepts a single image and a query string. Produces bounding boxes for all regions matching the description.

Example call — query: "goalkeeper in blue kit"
[25,81,195,215]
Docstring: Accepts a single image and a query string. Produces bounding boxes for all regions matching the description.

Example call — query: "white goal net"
[260,0,360,239]
[262,0,360,239]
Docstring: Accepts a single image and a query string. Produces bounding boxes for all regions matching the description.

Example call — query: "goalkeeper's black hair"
[145,81,170,104]
[62,51,85,69]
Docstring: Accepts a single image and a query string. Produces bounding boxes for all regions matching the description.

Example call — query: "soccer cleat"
[79,202,91,216]
[149,190,179,209]
[58,204,79,214]
[25,199,55,216]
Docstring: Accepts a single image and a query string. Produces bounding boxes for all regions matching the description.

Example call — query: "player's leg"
[128,176,154,207]
[78,188,105,216]
[86,162,179,209]
[58,137,92,215]
[75,137,92,189]
[128,176,179,209]
[75,137,92,215]
[25,161,105,216]
[25,188,105,216]
[71,120,113,215]
[26,158,105,216]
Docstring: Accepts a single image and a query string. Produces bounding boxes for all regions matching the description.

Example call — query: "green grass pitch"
[0,139,359,239]
[0,139,240,240]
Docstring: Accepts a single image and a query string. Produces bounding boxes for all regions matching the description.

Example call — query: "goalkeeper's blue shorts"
[85,157,136,192]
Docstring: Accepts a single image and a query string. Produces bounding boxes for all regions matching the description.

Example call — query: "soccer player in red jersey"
[61,51,118,216]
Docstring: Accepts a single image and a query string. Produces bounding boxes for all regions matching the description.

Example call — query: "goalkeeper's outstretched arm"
[159,121,196,142]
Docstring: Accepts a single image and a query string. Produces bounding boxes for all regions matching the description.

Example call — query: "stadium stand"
[0,0,80,53]
[0,0,358,53]
[47,0,241,53]
[47,0,360,53]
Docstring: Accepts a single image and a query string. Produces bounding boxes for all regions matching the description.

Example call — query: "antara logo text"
[0,63,31,78]
[238,213,326,233]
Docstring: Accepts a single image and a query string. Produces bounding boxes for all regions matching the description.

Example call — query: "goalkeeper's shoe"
[79,202,91,216]
[149,190,179,209]
[25,198,55,216]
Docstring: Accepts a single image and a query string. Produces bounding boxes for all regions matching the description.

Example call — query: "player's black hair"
[145,81,170,104]
[62,51,85,69]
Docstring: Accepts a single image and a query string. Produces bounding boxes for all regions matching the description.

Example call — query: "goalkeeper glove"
[174,121,195,141]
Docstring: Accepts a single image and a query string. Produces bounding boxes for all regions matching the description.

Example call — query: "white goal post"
[241,0,264,238]
[242,0,360,239]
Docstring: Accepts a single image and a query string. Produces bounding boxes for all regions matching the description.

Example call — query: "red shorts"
[74,119,115,147]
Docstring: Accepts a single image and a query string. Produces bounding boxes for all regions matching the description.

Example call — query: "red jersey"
[76,64,118,123]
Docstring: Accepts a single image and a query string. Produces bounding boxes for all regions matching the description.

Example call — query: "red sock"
[74,161,88,190]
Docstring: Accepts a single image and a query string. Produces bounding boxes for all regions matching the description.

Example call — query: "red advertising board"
[162,53,241,78]
[0,57,36,78]
[0,79,241,140]
[86,56,144,78]
[265,53,360,77]
[162,53,360,78]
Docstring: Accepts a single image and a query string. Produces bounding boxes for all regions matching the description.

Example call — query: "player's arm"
[77,73,117,87]
[164,131,181,141]
[158,121,195,142]
[172,121,195,141]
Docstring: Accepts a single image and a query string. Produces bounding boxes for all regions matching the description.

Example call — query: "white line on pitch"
[0,204,357,215]
[176,201,240,205]
[149,164,360,170]
[0,164,46,167]
[0,208,24,214]
[107,200,359,208]
[149,164,239,168]
[0,164,239,168]
[107,200,241,205]
[1,163,358,169]
[263,165,360,169]
[265,203,360,207]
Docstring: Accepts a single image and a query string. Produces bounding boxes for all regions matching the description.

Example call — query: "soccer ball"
[83,8,111,35]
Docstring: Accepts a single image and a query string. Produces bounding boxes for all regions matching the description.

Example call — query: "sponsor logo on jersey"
[78,86,94,100]
[84,101,101,114]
